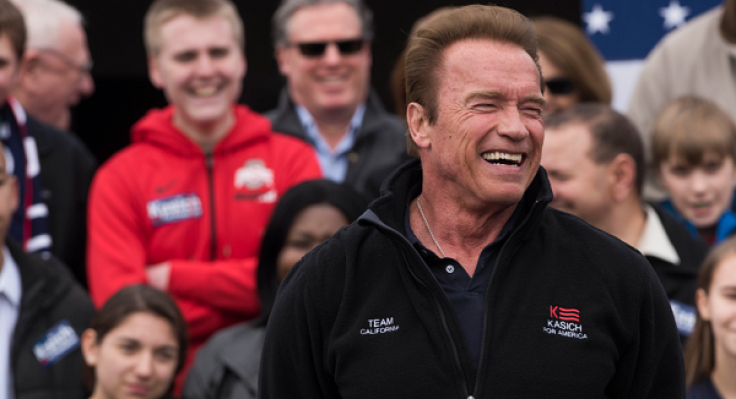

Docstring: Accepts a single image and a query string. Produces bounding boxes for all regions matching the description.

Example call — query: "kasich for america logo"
[543,306,588,340]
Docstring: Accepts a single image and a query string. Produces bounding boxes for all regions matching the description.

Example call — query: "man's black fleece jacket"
[259,160,685,398]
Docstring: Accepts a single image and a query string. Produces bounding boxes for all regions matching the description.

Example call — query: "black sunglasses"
[545,77,576,95]
[292,39,365,57]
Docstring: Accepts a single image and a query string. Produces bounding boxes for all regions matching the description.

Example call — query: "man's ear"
[407,102,431,150]
[363,40,373,70]
[80,329,99,367]
[16,51,41,87]
[275,46,290,77]
[608,153,637,202]
[148,56,163,89]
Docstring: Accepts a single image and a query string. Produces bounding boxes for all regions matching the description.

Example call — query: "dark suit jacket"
[27,116,96,288]
[266,88,407,201]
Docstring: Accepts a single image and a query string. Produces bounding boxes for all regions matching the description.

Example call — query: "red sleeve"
[167,258,260,317]
[276,135,322,195]
[87,161,147,308]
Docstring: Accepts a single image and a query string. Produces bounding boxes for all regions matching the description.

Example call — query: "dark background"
[66,0,580,165]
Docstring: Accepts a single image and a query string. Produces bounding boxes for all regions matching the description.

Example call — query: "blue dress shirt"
[295,104,366,183]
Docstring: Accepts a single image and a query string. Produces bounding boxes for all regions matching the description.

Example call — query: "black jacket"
[260,160,685,398]
[265,89,407,201]
[646,204,707,306]
[9,239,95,399]
[27,116,96,288]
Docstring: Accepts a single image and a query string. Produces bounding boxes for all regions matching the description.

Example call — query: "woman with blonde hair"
[685,235,736,398]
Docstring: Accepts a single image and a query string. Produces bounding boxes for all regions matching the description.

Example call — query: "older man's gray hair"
[10,0,83,49]
[272,0,374,47]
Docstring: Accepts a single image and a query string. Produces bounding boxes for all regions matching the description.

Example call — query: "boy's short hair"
[0,0,26,60]
[144,0,244,57]
[652,95,736,169]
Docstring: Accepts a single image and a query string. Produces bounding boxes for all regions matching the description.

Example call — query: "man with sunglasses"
[268,0,406,200]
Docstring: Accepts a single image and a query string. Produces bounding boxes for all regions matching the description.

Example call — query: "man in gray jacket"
[267,0,406,200]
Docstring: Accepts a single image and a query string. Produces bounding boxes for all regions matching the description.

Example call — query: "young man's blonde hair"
[144,0,244,57]
[652,95,736,170]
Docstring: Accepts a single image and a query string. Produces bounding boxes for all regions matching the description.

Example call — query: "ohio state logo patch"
[235,159,274,190]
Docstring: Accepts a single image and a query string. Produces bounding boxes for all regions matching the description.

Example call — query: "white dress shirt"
[0,247,21,399]
[637,204,680,266]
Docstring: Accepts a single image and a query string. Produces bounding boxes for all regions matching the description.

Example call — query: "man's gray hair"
[11,0,83,49]
[272,0,373,46]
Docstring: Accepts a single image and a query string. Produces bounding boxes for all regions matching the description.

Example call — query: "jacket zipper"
[373,196,544,399]
[399,246,471,398]
[205,152,217,261]
[471,200,542,398]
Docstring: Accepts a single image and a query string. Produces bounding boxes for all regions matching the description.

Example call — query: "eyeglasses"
[545,77,575,95]
[35,47,93,76]
[291,38,365,58]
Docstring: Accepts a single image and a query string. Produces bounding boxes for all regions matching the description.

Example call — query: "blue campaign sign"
[582,0,722,61]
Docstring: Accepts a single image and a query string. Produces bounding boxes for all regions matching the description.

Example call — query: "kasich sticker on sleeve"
[671,300,696,336]
[33,320,80,368]
[147,193,202,227]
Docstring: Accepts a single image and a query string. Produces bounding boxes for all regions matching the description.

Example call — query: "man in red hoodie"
[86,0,321,388]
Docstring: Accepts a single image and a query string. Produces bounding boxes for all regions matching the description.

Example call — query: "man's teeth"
[320,76,344,82]
[193,87,218,97]
[482,152,522,165]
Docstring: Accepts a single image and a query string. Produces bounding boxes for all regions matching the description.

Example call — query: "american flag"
[582,0,721,111]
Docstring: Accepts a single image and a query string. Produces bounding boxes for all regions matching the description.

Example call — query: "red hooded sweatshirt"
[87,105,321,384]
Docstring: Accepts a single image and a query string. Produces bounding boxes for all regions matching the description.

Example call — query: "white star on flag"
[584,4,615,35]
[660,0,691,30]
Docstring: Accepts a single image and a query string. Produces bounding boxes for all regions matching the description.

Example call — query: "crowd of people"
[0,0,735,398]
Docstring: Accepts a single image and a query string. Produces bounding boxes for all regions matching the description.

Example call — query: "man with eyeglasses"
[10,0,93,131]
[7,0,96,288]
[0,2,95,396]
[268,0,407,201]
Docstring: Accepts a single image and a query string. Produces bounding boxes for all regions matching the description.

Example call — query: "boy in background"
[653,95,736,245]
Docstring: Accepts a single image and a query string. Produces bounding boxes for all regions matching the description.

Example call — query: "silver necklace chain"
[416,196,446,258]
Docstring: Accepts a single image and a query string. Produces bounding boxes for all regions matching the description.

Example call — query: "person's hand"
[146,262,171,291]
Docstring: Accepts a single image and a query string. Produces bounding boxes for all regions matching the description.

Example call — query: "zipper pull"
[206,152,214,168]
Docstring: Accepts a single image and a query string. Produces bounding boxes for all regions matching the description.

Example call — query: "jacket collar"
[361,158,553,242]
[217,324,265,392]
[130,105,272,157]
[269,87,389,141]
[7,239,71,315]
[638,204,680,266]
